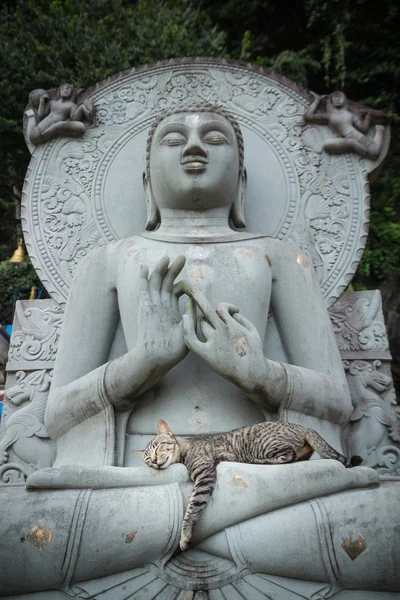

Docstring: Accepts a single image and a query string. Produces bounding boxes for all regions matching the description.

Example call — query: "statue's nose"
[182,134,207,158]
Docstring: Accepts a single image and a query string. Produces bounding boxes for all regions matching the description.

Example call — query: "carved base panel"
[0,299,61,485]
[1,480,399,598]
[329,290,400,476]
[3,569,400,599]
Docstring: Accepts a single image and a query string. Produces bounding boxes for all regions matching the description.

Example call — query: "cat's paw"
[179,534,191,551]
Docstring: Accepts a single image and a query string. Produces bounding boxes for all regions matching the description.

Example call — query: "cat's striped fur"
[138,420,362,551]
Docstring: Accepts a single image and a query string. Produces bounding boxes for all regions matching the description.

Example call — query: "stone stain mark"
[191,267,205,280]
[124,531,137,544]
[239,248,252,257]
[341,529,367,560]
[230,474,248,489]
[127,246,139,257]
[234,336,247,357]
[296,254,309,268]
[26,525,52,552]
[265,254,272,267]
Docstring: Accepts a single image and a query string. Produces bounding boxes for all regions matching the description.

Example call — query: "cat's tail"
[305,429,362,468]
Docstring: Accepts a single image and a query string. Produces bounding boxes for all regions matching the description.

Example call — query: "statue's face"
[331,92,346,108]
[149,112,240,211]
[60,84,73,99]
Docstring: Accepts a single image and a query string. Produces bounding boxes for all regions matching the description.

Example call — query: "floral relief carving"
[329,291,389,352]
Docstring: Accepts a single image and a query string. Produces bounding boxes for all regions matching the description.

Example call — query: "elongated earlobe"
[143,173,160,231]
[158,419,173,436]
[230,168,247,228]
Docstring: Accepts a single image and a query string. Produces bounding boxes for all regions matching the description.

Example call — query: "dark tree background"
[0,0,399,384]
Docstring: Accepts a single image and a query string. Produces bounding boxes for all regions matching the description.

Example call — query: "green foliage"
[359,167,400,281]
[0,261,40,324]
[0,0,399,311]
[0,0,226,286]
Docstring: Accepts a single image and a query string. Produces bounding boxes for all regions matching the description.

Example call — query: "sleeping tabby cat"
[136,419,362,551]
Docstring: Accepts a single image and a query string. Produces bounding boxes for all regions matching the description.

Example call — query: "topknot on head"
[145,102,245,179]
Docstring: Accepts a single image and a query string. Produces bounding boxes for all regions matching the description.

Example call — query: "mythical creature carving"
[0,370,55,473]
[8,301,64,365]
[25,83,94,145]
[344,360,399,469]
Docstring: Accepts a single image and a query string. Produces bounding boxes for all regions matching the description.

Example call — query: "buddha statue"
[1,103,398,598]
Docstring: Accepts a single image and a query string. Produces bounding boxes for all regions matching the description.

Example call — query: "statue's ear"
[230,168,247,228]
[143,172,160,231]
[158,420,173,436]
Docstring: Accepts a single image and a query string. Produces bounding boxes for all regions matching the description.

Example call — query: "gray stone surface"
[1,59,398,599]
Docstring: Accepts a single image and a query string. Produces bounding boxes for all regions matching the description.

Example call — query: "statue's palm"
[136,255,189,372]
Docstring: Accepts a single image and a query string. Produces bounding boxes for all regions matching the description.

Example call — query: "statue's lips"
[180,157,208,171]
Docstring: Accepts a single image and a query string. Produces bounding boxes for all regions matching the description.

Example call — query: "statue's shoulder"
[254,237,312,280]
[254,236,304,262]
[76,236,141,272]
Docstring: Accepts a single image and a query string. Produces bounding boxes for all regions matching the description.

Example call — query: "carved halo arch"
[22,58,378,307]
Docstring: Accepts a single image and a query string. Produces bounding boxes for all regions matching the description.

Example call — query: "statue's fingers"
[182,314,205,355]
[216,302,240,325]
[171,280,191,311]
[232,312,259,335]
[184,285,218,328]
[138,264,151,302]
[200,318,214,341]
[161,255,186,305]
[149,256,169,303]
[185,297,197,328]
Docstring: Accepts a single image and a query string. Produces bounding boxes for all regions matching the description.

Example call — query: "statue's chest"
[183,245,271,312]
[117,242,272,348]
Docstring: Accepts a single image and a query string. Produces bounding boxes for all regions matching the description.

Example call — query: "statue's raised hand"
[182,288,275,405]
[136,255,188,373]
[104,255,191,410]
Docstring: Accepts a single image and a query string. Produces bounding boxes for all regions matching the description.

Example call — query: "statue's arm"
[353,111,371,133]
[38,94,50,120]
[70,99,94,122]
[46,246,121,440]
[269,244,352,425]
[304,93,329,124]
[46,251,188,441]
[182,245,351,426]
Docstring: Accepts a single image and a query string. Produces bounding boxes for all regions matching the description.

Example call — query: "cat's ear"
[132,450,145,457]
[158,420,173,436]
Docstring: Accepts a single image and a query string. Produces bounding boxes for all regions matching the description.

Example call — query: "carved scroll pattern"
[70,559,339,599]
[8,300,64,365]
[329,290,389,352]
[23,60,369,306]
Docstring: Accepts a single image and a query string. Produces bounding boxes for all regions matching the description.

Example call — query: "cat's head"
[134,420,181,469]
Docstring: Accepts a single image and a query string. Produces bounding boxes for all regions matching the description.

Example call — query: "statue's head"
[58,83,76,101]
[329,91,347,109]
[144,103,246,230]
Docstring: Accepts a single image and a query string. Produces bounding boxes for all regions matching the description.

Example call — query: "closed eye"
[160,133,186,146]
[203,131,228,145]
